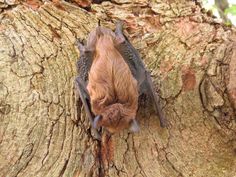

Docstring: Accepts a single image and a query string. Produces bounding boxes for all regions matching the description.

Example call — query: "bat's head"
[86,26,116,51]
[95,34,115,52]
[86,26,123,53]
[93,103,139,133]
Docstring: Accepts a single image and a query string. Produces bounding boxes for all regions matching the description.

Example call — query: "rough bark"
[0,0,236,177]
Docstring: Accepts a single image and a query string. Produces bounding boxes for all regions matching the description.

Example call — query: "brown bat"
[75,22,166,137]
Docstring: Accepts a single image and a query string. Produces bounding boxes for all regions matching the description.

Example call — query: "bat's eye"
[93,115,102,129]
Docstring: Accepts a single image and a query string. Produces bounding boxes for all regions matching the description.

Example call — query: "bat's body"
[75,22,166,137]
[87,34,139,133]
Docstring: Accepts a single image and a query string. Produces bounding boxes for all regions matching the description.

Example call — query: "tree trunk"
[0,1,236,177]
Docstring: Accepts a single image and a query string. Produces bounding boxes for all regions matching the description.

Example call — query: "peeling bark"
[0,1,235,177]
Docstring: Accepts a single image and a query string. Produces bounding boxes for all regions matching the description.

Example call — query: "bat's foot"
[91,128,101,141]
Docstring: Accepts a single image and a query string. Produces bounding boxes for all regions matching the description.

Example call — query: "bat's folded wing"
[75,41,101,139]
[75,77,93,123]
[115,22,167,127]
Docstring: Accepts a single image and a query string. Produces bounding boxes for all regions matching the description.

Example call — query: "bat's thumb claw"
[93,115,102,129]
[116,20,124,28]
[76,39,87,53]
[129,119,140,133]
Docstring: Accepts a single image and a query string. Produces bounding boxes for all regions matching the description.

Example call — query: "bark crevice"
[0,1,236,177]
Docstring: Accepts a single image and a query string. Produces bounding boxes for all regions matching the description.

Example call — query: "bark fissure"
[1,1,236,177]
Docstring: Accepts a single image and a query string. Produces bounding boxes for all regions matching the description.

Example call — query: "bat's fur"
[87,34,139,133]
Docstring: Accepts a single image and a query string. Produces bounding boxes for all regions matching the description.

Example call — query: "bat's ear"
[129,119,140,133]
[86,29,99,51]
[114,21,126,44]
[93,115,102,129]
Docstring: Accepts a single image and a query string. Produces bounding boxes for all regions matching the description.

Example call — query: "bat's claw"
[91,128,101,141]
[160,118,169,128]
[93,115,102,129]
[115,20,124,33]
[76,39,86,53]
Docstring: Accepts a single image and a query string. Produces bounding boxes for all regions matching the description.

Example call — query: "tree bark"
[0,1,236,177]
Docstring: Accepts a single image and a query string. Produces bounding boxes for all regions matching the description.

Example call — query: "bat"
[75,22,166,137]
